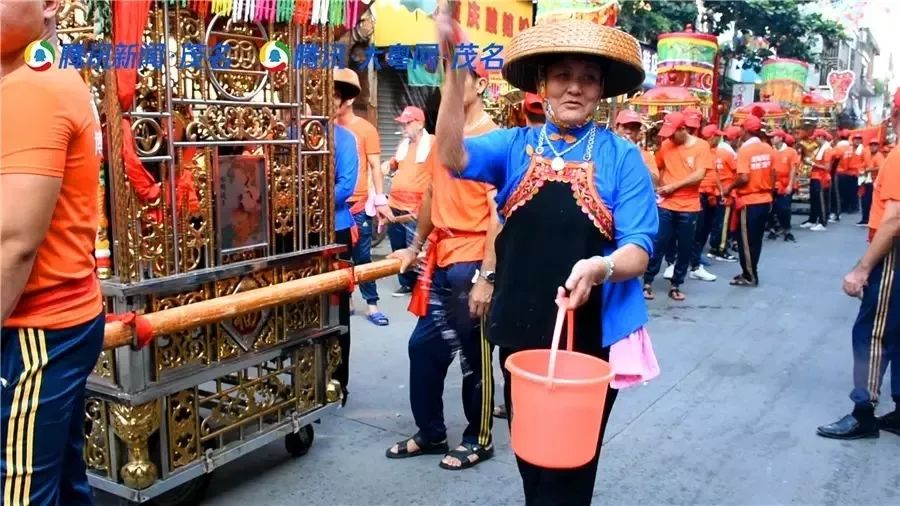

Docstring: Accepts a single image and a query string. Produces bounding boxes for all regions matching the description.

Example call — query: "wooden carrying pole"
[103,259,402,350]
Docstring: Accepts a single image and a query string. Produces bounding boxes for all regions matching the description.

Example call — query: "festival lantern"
[655,30,719,120]
[760,58,810,110]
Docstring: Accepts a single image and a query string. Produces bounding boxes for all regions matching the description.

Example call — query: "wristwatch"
[472,269,495,284]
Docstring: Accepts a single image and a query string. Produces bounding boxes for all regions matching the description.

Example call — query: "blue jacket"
[461,123,659,348]
[334,124,359,231]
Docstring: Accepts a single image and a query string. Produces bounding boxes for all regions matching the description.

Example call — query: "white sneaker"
[663,264,675,280]
[810,224,827,231]
[689,266,717,282]
[829,213,837,221]
[800,222,814,228]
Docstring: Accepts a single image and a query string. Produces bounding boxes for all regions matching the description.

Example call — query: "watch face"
[485,272,496,283]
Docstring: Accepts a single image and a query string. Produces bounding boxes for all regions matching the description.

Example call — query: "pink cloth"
[609,327,660,389]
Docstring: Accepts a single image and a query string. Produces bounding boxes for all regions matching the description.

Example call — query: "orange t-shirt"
[809,143,831,182]
[773,145,797,194]
[735,138,775,206]
[389,138,432,213]
[840,145,871,176]
[340,115,381,202]
[655,137,713,212]
[868,147,900,232]
[698,145,721,195]
[641,150,659,182]
[715,145,737,194]
[427,122,496,267]
[870,151,886,179]
[831,142,852,173]
[1,66,103,329]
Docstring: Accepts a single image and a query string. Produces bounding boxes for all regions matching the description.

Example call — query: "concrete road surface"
[96,219,897,506]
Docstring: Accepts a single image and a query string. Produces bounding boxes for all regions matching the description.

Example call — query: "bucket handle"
[546,297,575,385]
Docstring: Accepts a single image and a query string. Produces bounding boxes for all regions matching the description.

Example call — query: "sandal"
[668,287,685,301]
[366,312,389,326]
[439,442,494,471]
[643,284,654,300]
[385,433,449,459]
[730,277,756,287]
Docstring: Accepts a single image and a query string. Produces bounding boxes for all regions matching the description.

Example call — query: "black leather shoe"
[877,410,900,436]
[817,414,879,440]
[784,233,796,242]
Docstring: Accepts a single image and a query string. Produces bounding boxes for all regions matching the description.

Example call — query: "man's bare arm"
[2,174,62,323]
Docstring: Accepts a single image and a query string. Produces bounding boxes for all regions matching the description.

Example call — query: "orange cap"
[395,106,425,123]
[658,112,687,138]
[615,109,642,126]
[524,93,544,115]
[700,124,723,139]
[742,116,763,133]
[723,126,743,141]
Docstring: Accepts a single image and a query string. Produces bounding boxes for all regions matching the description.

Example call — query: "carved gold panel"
[214,269,279,357]
[151,289,211,377]
[167,389,200,470]
[84,398,111,478]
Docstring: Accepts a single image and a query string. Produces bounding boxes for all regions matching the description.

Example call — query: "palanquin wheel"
[284,425,315,458]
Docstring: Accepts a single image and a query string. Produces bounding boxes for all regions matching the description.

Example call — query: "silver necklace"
[536,124,597,171]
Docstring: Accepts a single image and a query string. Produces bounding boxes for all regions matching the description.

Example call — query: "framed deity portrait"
[214,153,270,262]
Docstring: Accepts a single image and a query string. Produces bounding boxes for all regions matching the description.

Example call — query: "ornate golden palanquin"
[57,2,347,503]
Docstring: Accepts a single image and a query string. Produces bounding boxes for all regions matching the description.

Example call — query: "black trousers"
[499,342,618,506]
[829,170,841,218]
[808,180,828,226]
[333,228,353,391]
[691,194,718,269]
[838,174,859,213]
[773,193,793,232]
[737,202,771,284]
[860,183,874,224]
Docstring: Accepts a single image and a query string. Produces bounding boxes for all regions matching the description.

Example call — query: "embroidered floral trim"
[502,156,614,239]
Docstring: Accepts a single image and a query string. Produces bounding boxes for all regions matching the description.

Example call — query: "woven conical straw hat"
[501,19,644,98]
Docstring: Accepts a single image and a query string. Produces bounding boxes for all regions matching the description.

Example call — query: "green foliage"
[703,0,847,63]
[617,0,847,64]
[616,0,699,45]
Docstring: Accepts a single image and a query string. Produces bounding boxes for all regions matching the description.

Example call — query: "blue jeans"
[387,208,418,289]
[352,211,379,304]
[407,261,493,445]
[2,314,104,505]
[644,208,698,287]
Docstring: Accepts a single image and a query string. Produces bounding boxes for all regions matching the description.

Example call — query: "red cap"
[769,129,787,139]
[869,138,880,145]
[852,132,863,139]
[723,126,742,141]
[741,116,763,133]
[524,93,544,115]
[812,128,829,139]
[700,124,723,139]
[838,129,850,138]
[784,134,795,146]
[615,109,642,126]
[394,106,425,124]
[658,112,687,138]
[684,108,703,129]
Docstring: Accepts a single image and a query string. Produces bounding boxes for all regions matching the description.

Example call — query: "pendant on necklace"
[551,156,565,172]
